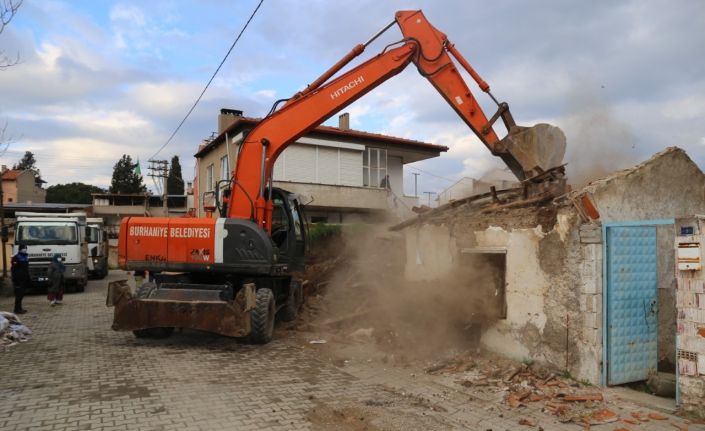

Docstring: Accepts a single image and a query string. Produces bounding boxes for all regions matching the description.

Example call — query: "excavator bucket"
[497,123,567,181]
[107,279,256,338]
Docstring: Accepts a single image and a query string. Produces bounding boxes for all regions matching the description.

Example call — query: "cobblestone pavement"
[0,272,701,430]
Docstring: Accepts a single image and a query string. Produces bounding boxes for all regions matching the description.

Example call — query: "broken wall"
[579,147,705,222]
[403,203,605,384]
[402,147,705,387]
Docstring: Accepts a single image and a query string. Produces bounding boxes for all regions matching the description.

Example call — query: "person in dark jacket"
[10,245,30,314]
[47,253,66,306]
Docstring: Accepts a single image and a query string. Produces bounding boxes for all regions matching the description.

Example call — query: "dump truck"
[108,10,565,342]
[14,212,89,292]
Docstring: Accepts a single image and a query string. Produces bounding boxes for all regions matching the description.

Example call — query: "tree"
[0,0,22,156]
[1,0,22,69]
[46,182,105,204]
[166,155,184,195]
[13,150,42,184]
[110,154,146,194]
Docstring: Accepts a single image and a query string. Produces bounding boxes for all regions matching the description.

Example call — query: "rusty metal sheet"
[107,280,251,338]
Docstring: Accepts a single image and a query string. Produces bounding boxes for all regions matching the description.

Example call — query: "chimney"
[186,182,193,195]
[218,108,244,134]
[338,112,350,131]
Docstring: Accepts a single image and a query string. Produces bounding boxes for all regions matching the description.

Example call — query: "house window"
[220,155,229,181]
[206,164,214,192]
[363,147,387,188]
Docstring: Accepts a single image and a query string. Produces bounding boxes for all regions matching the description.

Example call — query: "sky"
[0,0,703,199]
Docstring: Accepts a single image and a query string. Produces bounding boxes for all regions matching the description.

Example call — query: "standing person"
[47,253,65,306]
[10,245,30,314]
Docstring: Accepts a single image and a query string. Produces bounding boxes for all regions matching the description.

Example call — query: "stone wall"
[403,204,605,384]
[674,216,705,418]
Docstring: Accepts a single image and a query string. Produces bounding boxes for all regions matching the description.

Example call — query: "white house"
[194,109,448,223]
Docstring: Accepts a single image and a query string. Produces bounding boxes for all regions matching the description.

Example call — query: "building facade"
[194,109,448,223]
[1,169,46,204]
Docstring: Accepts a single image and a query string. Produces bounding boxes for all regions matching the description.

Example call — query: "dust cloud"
[562,83,638,188]
[301,224,502,363]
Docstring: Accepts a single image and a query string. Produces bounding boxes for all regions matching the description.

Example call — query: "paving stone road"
[0,272,701,430]
[0,272,442,431]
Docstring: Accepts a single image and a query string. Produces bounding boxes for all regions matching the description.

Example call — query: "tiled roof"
[195,116,448,158]
[1,169,24,180]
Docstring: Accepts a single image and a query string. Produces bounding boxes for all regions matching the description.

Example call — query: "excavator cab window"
[271,196,290,249]
[290,198,303,241]
[288,195,307,268]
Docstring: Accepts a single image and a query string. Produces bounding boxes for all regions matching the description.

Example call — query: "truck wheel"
[250,288,275,344]
[277,280,302,322]
[76,278,87,293]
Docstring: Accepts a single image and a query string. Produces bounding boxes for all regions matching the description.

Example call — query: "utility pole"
[412,172,420,197]
[423,191,436,207]
[148,160,169,216]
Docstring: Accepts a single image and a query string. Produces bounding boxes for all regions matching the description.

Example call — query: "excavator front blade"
[107,280,255,337]
[497,123,567,181]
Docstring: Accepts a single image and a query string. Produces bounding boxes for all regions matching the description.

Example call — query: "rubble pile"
[423,353,696,428]
[0,311,32,348]
[427,354,612,425]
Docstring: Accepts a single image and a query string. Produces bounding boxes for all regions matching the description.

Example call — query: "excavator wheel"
[133,327,174,339]
[135,281,158,299]
[277,280,303,323]
[131,281,174,339]
[250,288,275,344]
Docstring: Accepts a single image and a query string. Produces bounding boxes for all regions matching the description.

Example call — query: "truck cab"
[14,212,89,292]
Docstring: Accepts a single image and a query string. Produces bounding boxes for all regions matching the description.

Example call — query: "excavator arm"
[228,10,560,232]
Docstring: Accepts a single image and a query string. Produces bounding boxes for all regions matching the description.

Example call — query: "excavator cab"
[270,188,307,271]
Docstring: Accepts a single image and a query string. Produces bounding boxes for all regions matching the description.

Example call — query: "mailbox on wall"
[678,242,702,271]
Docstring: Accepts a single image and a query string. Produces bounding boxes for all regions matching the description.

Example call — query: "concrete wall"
[2,180,18,203]
[274,181,388,210]
[400,147,705,386]
[3,173,46,204]
[403,207,601,383]
[583,147,705,222]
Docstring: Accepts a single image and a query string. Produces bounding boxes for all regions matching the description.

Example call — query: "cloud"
[0,0,703,200]
[109,3,186,58]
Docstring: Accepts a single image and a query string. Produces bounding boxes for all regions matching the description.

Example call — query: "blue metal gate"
[606,226,658,385]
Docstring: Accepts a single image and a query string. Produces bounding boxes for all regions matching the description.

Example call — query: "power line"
[407,165,457,183]
[149,0,265,160]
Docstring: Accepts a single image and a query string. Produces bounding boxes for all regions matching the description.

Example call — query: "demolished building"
[392,146,705,414]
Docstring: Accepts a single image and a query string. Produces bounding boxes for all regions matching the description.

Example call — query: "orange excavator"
[108,10,565,342]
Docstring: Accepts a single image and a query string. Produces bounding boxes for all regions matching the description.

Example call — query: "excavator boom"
[229,10,565,232]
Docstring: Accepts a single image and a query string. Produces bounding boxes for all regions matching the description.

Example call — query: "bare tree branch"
[0,0,22,34]
[0,121,15,156]
[0,0,22,68]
